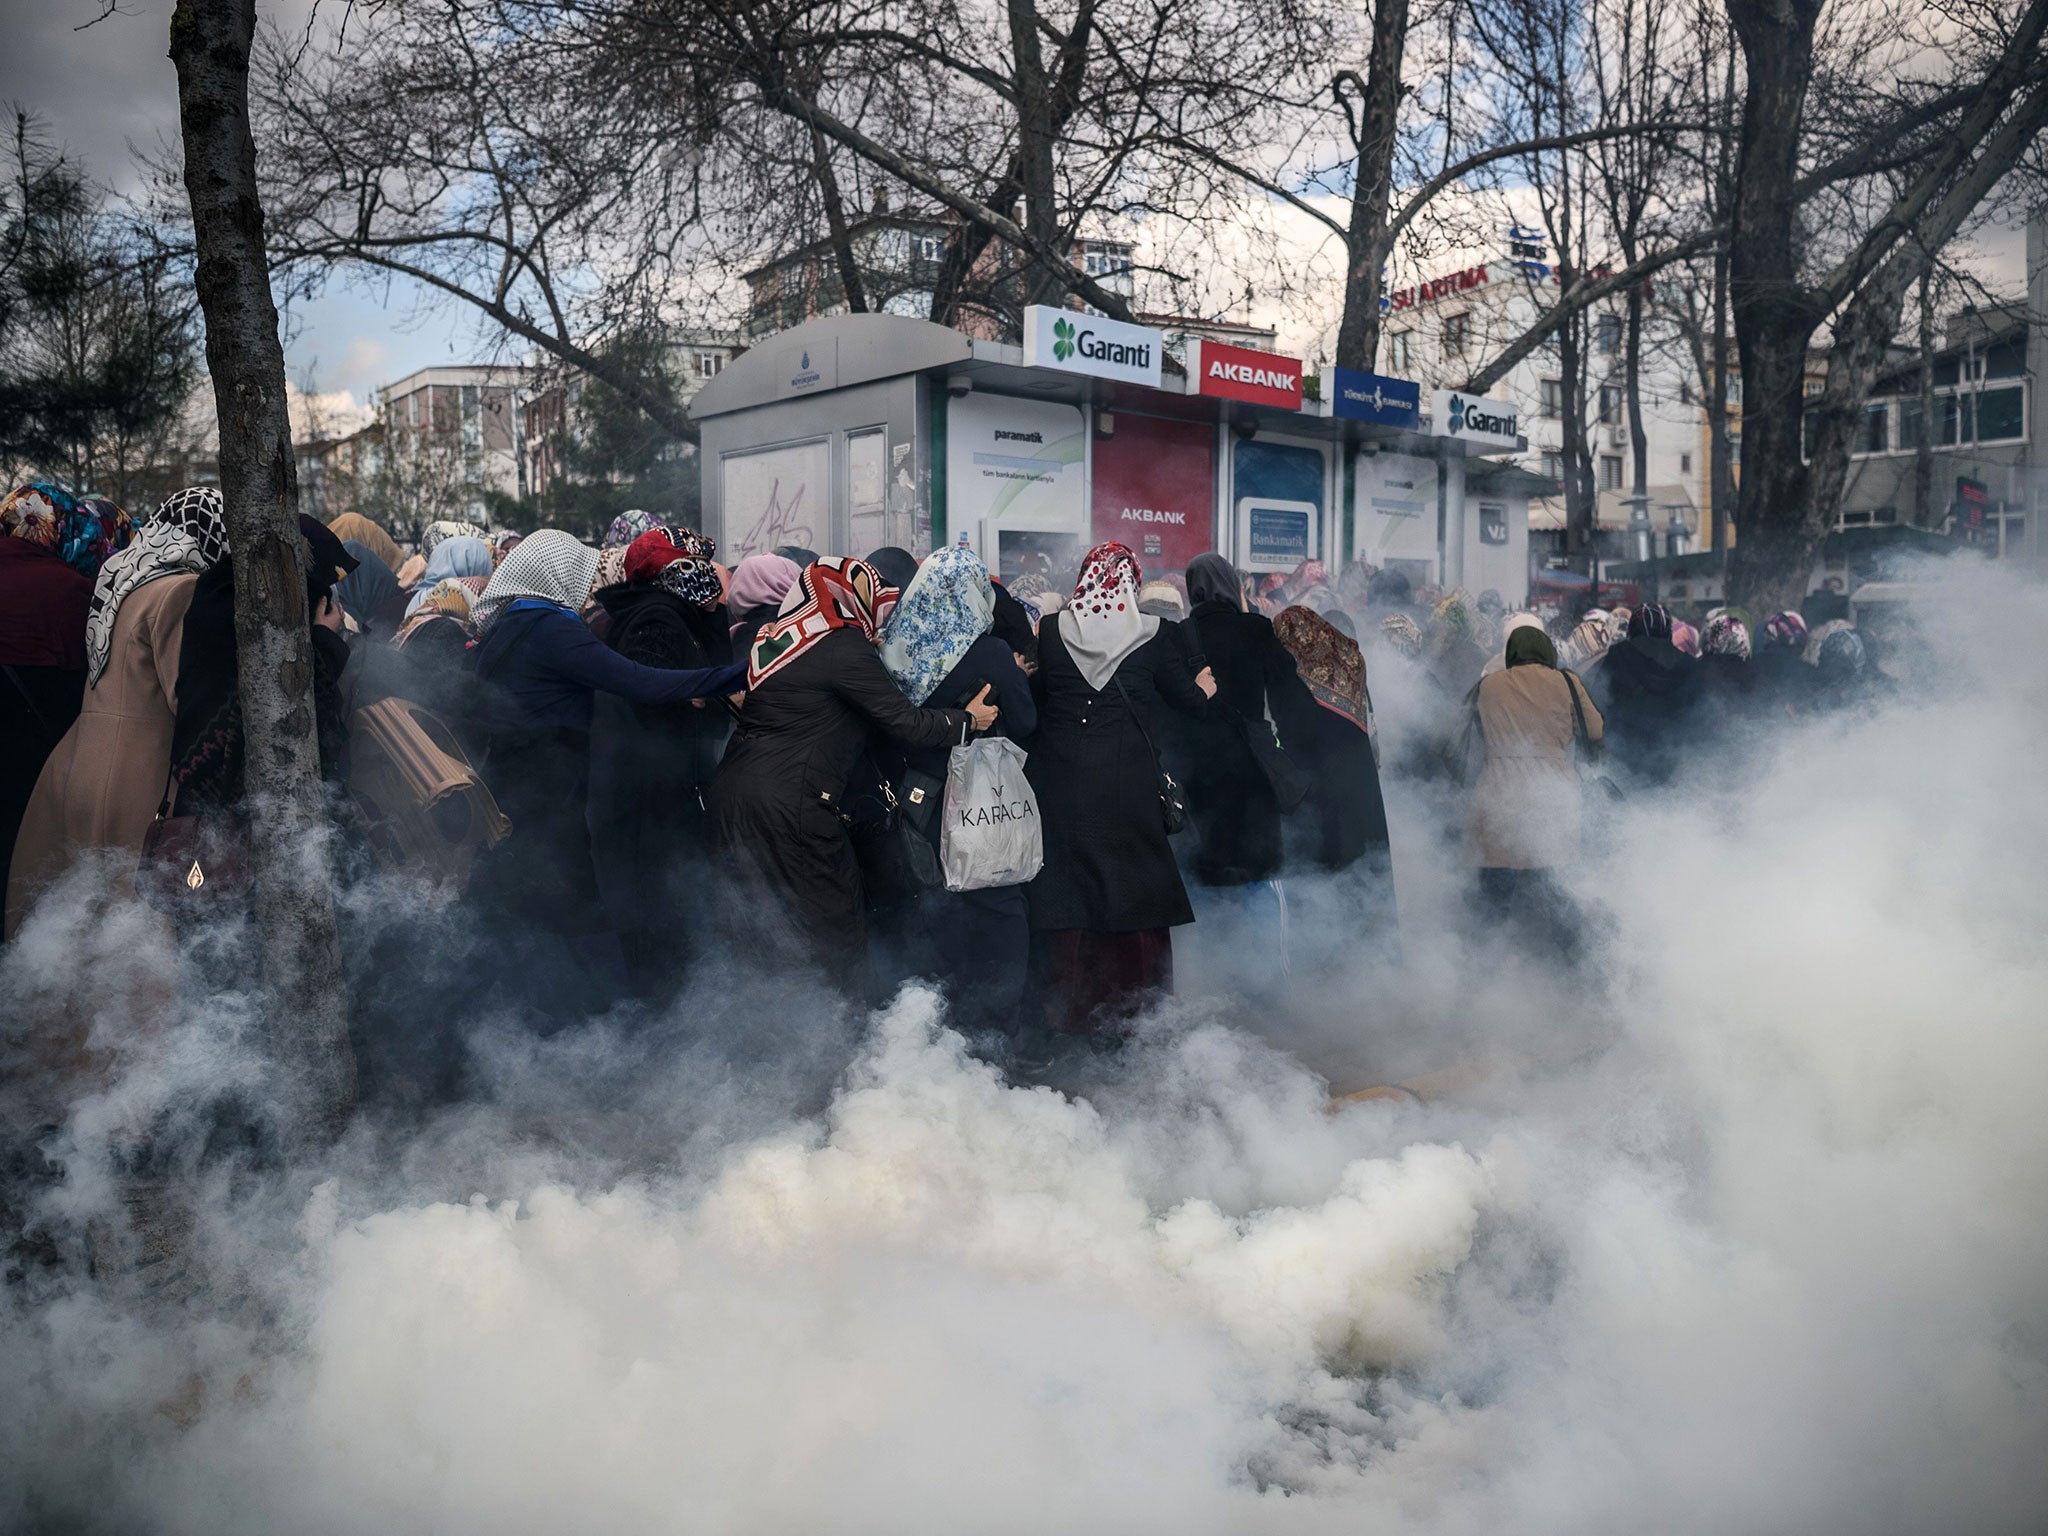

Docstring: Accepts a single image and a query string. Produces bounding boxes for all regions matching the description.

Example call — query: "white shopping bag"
[939,736,1043,891]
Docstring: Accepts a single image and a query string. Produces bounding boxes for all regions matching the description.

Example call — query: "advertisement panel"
[1022,304,1163,388]
[721,438,830,561]
[947,392,1088,586]
[1089,413,1215,571]
[1325,367,1422,430]
[1190,339,1304,409]
[1429,389,1521,449]
[1231,438,1325,573]
[1354,450,1439,572]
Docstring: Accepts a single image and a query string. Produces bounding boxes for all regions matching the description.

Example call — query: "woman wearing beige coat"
[1464,624,1602,956]
[6,487,227,940]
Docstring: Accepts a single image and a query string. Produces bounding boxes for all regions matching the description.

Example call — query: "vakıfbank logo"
[1052,317,1077,362]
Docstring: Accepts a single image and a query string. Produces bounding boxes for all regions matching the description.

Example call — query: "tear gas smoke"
[2,566,2045,1534]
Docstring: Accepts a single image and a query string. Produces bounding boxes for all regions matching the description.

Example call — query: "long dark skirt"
[1473,866,1583,966]
[1039,927,1173,1036]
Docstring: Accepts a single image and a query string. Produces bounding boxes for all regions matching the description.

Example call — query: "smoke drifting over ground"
[4,568,2046,1534]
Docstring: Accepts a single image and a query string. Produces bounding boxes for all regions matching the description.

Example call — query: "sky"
[5,0,2036,427]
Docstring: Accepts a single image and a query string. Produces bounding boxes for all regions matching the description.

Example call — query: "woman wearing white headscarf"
[466,530,747,1015]
[1023,542,1216,1043]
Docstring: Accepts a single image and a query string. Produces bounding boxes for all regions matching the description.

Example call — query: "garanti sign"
[1188,338,1304,409]
[1429,389,1521,448]
[1023,305,1163,388]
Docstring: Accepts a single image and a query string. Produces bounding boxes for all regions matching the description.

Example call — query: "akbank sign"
[1430,388,1521,448]
[1023,305,1163,388]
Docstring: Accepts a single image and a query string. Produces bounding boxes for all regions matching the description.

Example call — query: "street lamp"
[1663,503,1692,557]
[1624,493,1654,564]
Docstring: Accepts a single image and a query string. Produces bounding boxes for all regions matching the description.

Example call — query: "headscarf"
[864,546,920,594]
[1,483,132,578]
[1504,625,1558,668]
[404,535,494,616]
[748,556,891,688]
[1137,580,1188,621]
[878,543,995,704]
[489,528,524,567]
[300,514,360,599]
[419,517,488,556]
[1702,614,1751,659]
[1628,602,1674,640]
[1816,628,1868,679]
[1057,541,1157,691]
[1606,607,1632,642]
[396,553,428,589]
[472,529,600,633]
[335,540,401,629]
[590,545,631,597]
[727,553,801,633]
[83,486,230,688]
[1379,612,1424,659]
[774,544,820,568]
[624,526,722,609]
[1561,616,1614,672]
[1276,604,1370,733]
[1482,612,1549,675]
[391,578,478,649]
[1186,552,1247,612]
[1804,617,1853,666]
[1762,610,1808,651]
[1671,620,1701,657]
[326,513,404,574]
[603,509,661,549]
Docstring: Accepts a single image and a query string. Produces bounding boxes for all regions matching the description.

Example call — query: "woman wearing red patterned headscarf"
[1022,542,1216,1051]
[707,556,997,992]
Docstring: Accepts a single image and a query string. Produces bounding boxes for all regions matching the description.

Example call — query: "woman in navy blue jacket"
[467,532,744,1014]
[873,546,1038,1038]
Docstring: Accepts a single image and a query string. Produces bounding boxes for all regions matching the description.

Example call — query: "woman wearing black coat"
[708,556,997,992]
[872,545,1038,1037]
[1025,543,1214,1037]
[587,527,735,999]
[1180,553,1319,888]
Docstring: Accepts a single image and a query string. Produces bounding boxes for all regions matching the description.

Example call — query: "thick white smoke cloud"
[3,566,2046,1535]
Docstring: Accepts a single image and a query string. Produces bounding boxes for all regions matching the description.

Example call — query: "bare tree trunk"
[1333,0,1410,370]
[1559,305,1598,572]
[810,122,869,314]
[1707,238,1733,552]
[170,0,354,1139]
[1007,0,1064,310]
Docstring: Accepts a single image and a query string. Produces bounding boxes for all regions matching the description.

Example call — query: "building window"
[1803,377,1824,397]
[1539,378,1562,418]
[1385,331,1412,372]
[1856,402,1889,455]
[1442,312,1470,357]
[1975,384,2025,443]
[1680,380,1694,405]
[1680,452,1692,475]
[1540,451,1564,482]
[1595,313,1621,355]
[917,234,943,264]
[1600,454,1623,489]
[1598,384,1622,425]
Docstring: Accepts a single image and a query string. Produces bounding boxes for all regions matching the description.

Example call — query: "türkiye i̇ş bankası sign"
[1430,389,1521,448]
[1022,305,1163,388]
[1187,339,1304,409]
[1325,367,1422,429]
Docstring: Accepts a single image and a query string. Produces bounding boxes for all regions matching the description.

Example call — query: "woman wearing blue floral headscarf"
[871,543,1038,1041]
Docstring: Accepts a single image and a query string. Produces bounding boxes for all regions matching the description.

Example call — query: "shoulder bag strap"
[1111,674,1163,772]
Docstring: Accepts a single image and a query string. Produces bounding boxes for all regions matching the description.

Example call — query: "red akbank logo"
[1190,340,1303,407]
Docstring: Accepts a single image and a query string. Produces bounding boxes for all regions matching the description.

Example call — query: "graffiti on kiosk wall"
[722,438,828,560]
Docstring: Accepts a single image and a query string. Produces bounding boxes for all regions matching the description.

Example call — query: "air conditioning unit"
[1606,424,1627,448]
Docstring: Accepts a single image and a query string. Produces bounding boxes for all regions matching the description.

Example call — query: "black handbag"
[1233,708,1312,812]
[1114,677,1187,835]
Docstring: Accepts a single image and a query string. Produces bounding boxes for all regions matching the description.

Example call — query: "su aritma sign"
[1188,339,1304,410]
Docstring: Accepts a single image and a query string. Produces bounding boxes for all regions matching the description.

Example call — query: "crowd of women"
[1,480,1893,1084]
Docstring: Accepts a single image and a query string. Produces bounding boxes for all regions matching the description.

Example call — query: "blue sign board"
[1326,368,1422,429]
[1248,505,1313,566]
